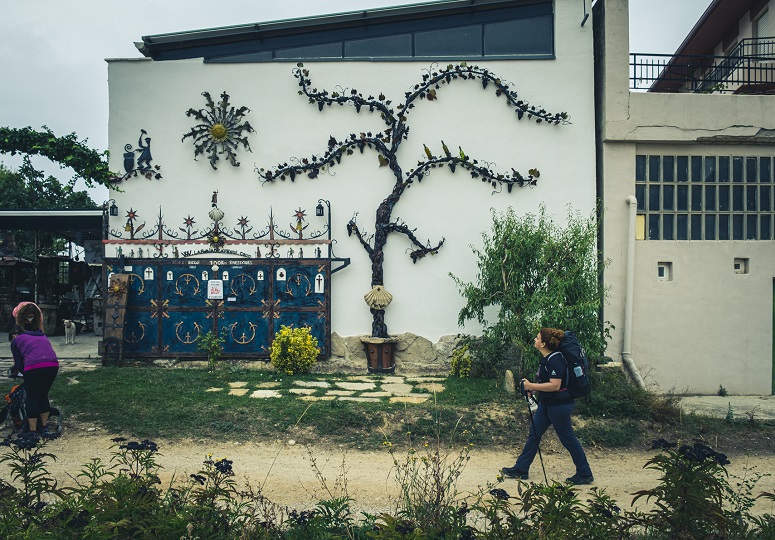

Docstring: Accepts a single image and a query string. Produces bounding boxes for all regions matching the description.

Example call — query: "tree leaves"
[451,205,610,365]
[0,126,114,188]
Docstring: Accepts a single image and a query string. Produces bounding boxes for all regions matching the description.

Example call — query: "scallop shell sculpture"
[364,285,393,310]
[208,206,225,222]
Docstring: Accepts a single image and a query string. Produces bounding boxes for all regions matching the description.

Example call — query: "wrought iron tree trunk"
[258,63,568,338]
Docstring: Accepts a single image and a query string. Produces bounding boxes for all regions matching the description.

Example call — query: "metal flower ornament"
[182,91,255,170]
[257,62,569,337]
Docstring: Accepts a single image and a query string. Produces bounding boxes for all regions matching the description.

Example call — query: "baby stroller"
[1,370,63,439]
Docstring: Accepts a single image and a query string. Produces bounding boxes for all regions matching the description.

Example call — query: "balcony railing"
[630,37,775,94]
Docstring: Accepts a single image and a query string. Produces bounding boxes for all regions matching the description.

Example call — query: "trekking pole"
[520,379,549,484]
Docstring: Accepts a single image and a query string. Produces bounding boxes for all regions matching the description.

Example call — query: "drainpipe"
[622,196,645,389]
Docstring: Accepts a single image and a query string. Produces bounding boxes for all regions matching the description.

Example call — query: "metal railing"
[630,37,775,94]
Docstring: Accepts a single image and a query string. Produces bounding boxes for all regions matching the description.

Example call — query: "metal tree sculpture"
[257,62,569,338]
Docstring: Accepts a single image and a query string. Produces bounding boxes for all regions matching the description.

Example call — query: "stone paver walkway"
[203,375,446,403]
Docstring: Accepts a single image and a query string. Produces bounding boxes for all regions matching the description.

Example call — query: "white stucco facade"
[106,1,596,344]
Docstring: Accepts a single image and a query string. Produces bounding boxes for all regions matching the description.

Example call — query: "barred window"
[635,154,775,240]
[58,261,69,285]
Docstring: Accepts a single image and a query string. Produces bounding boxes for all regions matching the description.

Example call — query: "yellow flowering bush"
[269,325,319,375]
[449,344,472,378]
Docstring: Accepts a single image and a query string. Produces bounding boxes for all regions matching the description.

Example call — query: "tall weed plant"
[382,430,472,537]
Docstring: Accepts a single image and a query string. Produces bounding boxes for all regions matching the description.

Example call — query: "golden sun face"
[210,123,227,141]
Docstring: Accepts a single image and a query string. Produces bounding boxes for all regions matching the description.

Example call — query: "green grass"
[50,368,517,447]
[48,366,775,453]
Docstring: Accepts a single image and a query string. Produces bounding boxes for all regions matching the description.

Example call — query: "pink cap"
[13,301,40,318]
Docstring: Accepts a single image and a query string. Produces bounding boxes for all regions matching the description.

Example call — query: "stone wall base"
[148,333,460,375]
[316,332,459,376]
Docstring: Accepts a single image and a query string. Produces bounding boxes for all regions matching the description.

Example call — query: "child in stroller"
[1,325,63,439]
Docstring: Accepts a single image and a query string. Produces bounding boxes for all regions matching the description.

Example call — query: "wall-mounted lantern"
[109,201,119,216]
[316,202,325,217]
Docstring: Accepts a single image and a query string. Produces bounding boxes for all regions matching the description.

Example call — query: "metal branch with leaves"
[182,91,254,170]
[256,62,569,337]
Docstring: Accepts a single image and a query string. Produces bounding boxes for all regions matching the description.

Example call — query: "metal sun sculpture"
[182,91,255,170]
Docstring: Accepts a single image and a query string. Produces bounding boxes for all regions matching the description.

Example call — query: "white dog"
[63,319,76,344]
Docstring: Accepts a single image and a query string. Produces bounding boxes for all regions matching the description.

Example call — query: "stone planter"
[361,336,398,374]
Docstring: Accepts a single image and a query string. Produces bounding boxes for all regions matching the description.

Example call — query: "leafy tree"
[452,205,610,374]
[259,62,569,338]
[0,126,114,189]
[0,159,97,263]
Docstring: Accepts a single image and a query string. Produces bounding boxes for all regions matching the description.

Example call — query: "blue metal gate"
[104,258,331,359]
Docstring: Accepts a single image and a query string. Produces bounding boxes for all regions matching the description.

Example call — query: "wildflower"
[11,432,40,450]
[490,488,511,500]
[650,438,676,450]
[395,520,415,535]
[190,474,206,485]
[590,501,620,518]
[213,457,234,475]
[677,442,730,465]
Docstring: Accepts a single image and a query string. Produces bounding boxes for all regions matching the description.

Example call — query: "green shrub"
[634,441,741,539]
[1,436,774,538]
[457,331,525,379]
[452,205,612,364]
[269,325,319,375]
[449,344,472,378]
[576,368,680,423]
[196,329,226,371]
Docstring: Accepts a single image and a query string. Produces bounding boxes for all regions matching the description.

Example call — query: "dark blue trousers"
[515,399,592,477]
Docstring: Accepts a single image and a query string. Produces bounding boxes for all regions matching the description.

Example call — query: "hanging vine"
[0,126,115,189]
[257,62,569,337]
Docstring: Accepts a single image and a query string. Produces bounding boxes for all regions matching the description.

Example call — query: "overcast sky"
[0,0,712,202]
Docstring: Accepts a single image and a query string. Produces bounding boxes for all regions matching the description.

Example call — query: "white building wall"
[106,1,597,343]
[601,0,775,395]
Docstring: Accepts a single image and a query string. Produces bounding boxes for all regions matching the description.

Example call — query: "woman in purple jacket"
[10,302,59,437]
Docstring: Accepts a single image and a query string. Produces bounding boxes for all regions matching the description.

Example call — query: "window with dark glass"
[636,153,775,241]
[718,156,730,182]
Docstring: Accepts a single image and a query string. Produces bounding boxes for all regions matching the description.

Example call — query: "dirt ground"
[34,426,775,518]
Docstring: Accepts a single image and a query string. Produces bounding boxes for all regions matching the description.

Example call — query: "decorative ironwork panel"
[222,263,271,306]
[162,310,212,355]
[163,265,208,307]
[219,310,270,355]
[124,270,154,308]
[274,262,327,308]
[106,258,331,360]
[123,310,157,355]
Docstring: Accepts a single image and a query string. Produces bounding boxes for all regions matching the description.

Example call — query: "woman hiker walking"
[501,327,594,485]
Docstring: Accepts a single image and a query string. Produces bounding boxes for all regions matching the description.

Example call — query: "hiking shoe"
[566,473,594,485]
[501,465,529,480]
[39,426,56,440]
